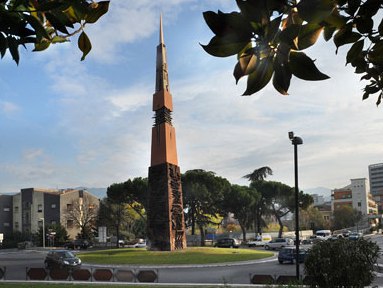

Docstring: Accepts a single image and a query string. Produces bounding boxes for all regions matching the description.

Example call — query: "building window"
[15,222,19,229]
[14,206,19,213]
[51,220,56,225]
[51,204,56,209]
[3,222,10,227]
[67,204,73,211]
[3,207,10,212]
[358,202,362,207]
[66,220,74,228]
[37,204,43,213]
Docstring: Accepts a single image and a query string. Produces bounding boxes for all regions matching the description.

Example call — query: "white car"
[247,234,272,247]
[126,240,147,248]
[264,238,294,250]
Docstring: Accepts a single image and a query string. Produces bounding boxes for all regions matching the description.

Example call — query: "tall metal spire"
[155,15,169,93]
[159,14,164,45]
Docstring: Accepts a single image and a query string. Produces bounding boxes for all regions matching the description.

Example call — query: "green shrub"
[304,238,379,287]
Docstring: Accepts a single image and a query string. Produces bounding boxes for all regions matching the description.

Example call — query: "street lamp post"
[40,218,45,249]
[289,131,303,281]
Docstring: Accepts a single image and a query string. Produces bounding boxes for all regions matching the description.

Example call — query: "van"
[247,234,272,247]
[315,230,331,239]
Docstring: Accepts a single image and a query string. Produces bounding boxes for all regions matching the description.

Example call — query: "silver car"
[264,238,294,250]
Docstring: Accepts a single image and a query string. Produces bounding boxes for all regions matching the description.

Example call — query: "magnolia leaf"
[289,51,330,81]
[346,0,362,16]
[33,40,51,51]
[272,55,292,95]
[346,39,364,65]
[85,1,110,24]
[203,10,252,38]
[25,14,50,40]
[78,31,92,61]
[355,17,374,34]
[368,41,383,65]
[0,33,7,58]
[52,36,68,43]
[377,92,382,106]
[279,24,300,49]
[296,24,323,50]
[297,0,334,23]
[243,57,274,95]
[234,50,257,83]
[265,15,282,42]
[358,0,380,17]
[334,27,362,51]
[7,36,19,65]
[379,18,383,36]
[323,26,336,41]
[201,36,249,57]
[45,12,69,34]
[37,1,71,12]
[323,10,347,29]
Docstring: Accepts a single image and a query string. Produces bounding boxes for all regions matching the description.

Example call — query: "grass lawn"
[78,247,273,265]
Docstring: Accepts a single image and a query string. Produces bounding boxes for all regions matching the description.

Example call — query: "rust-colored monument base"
[147,163,186,251]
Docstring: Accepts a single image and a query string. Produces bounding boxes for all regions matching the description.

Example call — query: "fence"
[25,267,158,282]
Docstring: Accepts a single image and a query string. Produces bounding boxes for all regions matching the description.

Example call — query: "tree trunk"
[191,206,196,235]
[199,225,205,246]
[240,223,247,242]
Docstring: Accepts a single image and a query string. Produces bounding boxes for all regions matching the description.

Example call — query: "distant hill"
[304,187,332,202]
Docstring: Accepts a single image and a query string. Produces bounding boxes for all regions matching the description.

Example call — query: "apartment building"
[369,163,383,213]
[331,178,378,215]
[0,194,13,237]
[369,163,383,196]
[4,188,99,240]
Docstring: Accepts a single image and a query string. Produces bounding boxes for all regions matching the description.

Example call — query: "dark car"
[278,247,308,264]
[64,239,90,250]
[214,238,241,248]
[44,250,81,269]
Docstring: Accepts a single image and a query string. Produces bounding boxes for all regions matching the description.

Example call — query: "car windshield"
[58,251,75,258]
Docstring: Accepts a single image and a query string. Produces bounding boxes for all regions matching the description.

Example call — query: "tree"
[98,197,134,247]
[64,194,99,239]
[107,177,148,222]
[37,223,69,247]
[305,238,379,287]
[251,180,313,237]
[299,205,329,231]
[332,205,362,230]
[202,0,383,106]
[244,166,273,235]
[0,0,109,64]
[222,184,259,241]
[182,169,231,246]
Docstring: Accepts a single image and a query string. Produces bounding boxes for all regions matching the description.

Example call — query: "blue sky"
[0,1,382,193]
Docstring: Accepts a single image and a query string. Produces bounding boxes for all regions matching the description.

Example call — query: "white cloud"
[0,101,20,115]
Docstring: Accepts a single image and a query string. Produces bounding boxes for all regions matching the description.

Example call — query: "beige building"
[331,178,378,215]
[12,188,99,239]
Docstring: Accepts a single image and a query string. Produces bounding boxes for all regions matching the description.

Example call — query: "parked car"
[214,238,241,248]
[126,239,147,248]
[349,232,363,240]
[278,247,308,264]
[44,250,81,269]
[301,239,314,245]
[264,238,294,250]
[247,234,272,247]
[63,239,91,250]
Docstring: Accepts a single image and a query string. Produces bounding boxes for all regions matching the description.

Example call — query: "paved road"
[1,237,383,285]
